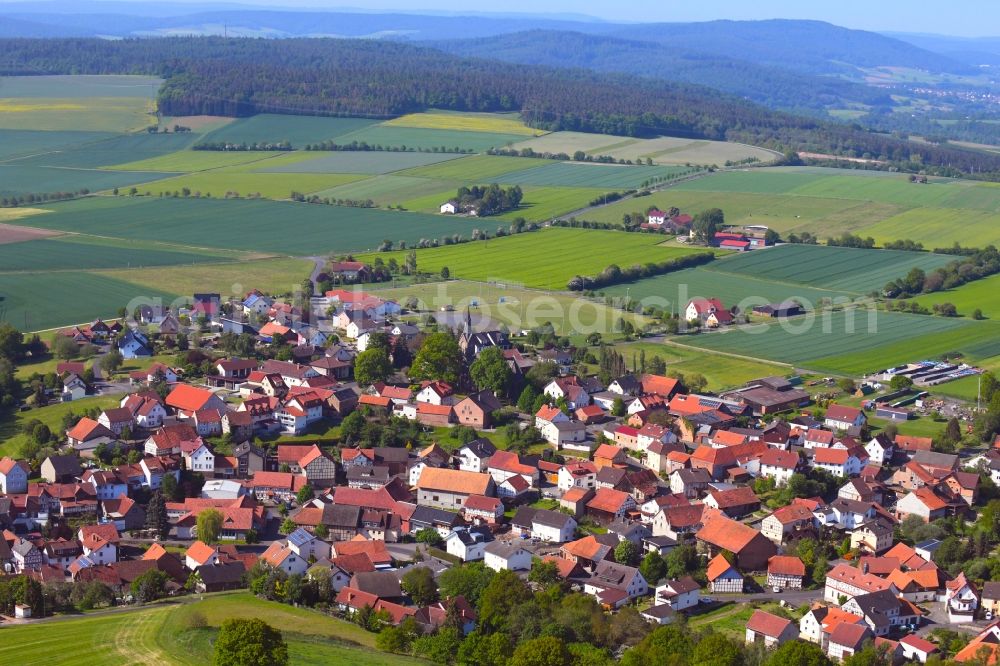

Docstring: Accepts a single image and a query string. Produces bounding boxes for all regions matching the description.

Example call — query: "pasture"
[199,113,381,147]
[355,227,707,290]
[259,150,462,174]
[370,279,649,338]
[26,196,474,255]
[316,175,462,208]
[912,273,1000,319]
[677,309,990,375]
[0,395,120,458]
[601,265,851,312]
[494,186,608,221]
[107,149,292,173]
[707,244,954,294]
[0,592,419,666]
[382,110,541,136]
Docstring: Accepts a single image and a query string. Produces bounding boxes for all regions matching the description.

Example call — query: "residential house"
[827,623,873,662]
[584,560,648,608]
[483,541,532,572]
[746,610,798,649]
[945,573,979,623]
[586,488,636,525]
[0,457,29,494]
[415,468,495,510]
[767,556,806,590]
[511,507,578,543]
[685,298,733,328]
[824,563,896,605]
[706,553,744,593]
[652,577,700,612]
[824,404,867,431]
[758,449,799,486]
[445,527,491,562]
[457,438,496,473]
[40,455,81,484]
[696,513,777,571]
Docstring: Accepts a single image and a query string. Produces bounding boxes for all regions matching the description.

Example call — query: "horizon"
[0,0,995,39]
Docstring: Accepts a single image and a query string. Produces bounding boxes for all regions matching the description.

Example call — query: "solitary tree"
[214,618,289,666]
[197,508,223,544]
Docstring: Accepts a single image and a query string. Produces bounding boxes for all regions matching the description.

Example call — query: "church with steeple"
[457,307,510,362]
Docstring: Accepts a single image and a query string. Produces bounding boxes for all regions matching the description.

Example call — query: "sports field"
[25,196,474,255]
[0,592,419,666]
[677,309,994,375]
[709,244,954,294]
[356,227,708,290]
[370,279,649,338]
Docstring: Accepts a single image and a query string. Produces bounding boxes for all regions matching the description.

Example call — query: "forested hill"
[425,30,893,116]
[601,20,972,76]
[3,37,999,177]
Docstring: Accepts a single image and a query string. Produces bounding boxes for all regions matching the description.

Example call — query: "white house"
[758,449,798,486]
[483,541,532,572]
[457,438,496,473]
[181,440,215,475]
[416,381,454,406]
[865,435,894,466]
[745,610,798,649]
[184,541,219,571]
[62,374,88,401]
[824,404,866,431]
[445,527,490,562]
[811,447,862,477]
[514,507,578,543]
[260,541,310,576]
[945,573,979,623]
[440,201,458,214]
[557,460,598,492]
[584,560,649,605]
[0,457,29,494]
[653,577,700,612]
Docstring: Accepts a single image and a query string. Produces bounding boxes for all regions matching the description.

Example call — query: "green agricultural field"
[494,186,608,222]
[395,154,531,181]
[614,341,790,391]
[708,244,954,294]
[678,309,990,375]
[0,270,178,332]
[865,207,1000,248]
[0,165,168,198]
[97,258,313,301]
[601,265,851,312]
[509,131,777,165]
[25,196,475,255]
[259,150,462,174]
[334,124,526,152]
[356,227,707,290]
[913,272,1000,320]
[0,592,419,666]
[14,133,196,169]
[382,110,541,136]
[510,131,641,155]
[107,149,292,173]
[583,187,888,234]
[316,175,462,208]
[0,129,114,162]
[496,161,689,189]
[200,113,381,147]
[0,75,160,132]
[138,172,368,199]
[370,279,649,338]
[0,236,232,272]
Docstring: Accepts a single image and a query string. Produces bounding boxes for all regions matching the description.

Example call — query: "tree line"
[3,37,1000,178]
[567,251,714,291]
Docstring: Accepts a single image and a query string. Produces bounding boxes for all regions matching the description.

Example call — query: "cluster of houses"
[7,282,999,662]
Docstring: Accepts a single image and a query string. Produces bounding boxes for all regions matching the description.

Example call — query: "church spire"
[464,306,473,335]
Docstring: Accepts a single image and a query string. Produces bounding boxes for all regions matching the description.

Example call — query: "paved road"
[706,588,823,606]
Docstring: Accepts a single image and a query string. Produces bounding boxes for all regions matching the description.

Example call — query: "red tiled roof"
[166,384,218,413]
[747,609,792,638]
[586,487,631,513]
[706,553,737,581]
[767,555,805,577]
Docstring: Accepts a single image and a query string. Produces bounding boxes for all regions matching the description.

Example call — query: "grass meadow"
[356,227,707,290]
[0,236,231,272]
[381,110,541,135]
[912,273,1000,319]
[0,592,420,666]
[612,341,790,391]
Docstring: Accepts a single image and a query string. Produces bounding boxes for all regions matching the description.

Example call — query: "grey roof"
[912,450,958,469]
[661,576,700,594]
[346,465,391,483]
[983,581,1000,600]
[410,505,462,528]
[483,540,529,558]
[849,589,904,628]
[351,571,403,599]
[530,508,576,529]
[591,560,642,590]
[373,447,410,464]
[12,539,37,557]
[44,454,82,478]
[460,438,497,458]
[612,375,642,394]
[319,503,361,528]
[287,528,316,548]
[596,467,627,486]
[197,561,246,585]
[448,526,491,546]
[642,604,676,619]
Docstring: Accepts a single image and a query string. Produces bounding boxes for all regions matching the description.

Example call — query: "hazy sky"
[72,0,990,37]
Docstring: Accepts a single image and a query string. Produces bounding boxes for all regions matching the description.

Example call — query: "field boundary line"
[661,338,794,368]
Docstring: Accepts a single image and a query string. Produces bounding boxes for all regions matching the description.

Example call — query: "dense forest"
[3,37,1000,177]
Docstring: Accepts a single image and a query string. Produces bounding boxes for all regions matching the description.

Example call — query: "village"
[0,267,998,666]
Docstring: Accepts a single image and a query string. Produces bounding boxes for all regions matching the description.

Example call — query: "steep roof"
[746,609,792,638]
[706,553,738,581]
[696,513,763,553]
[415,468,492,495]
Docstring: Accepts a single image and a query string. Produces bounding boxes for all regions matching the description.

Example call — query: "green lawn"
[0,592,421,666]
[613,341,791,391]
[0,395,120,457]
[357,227,707,290]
